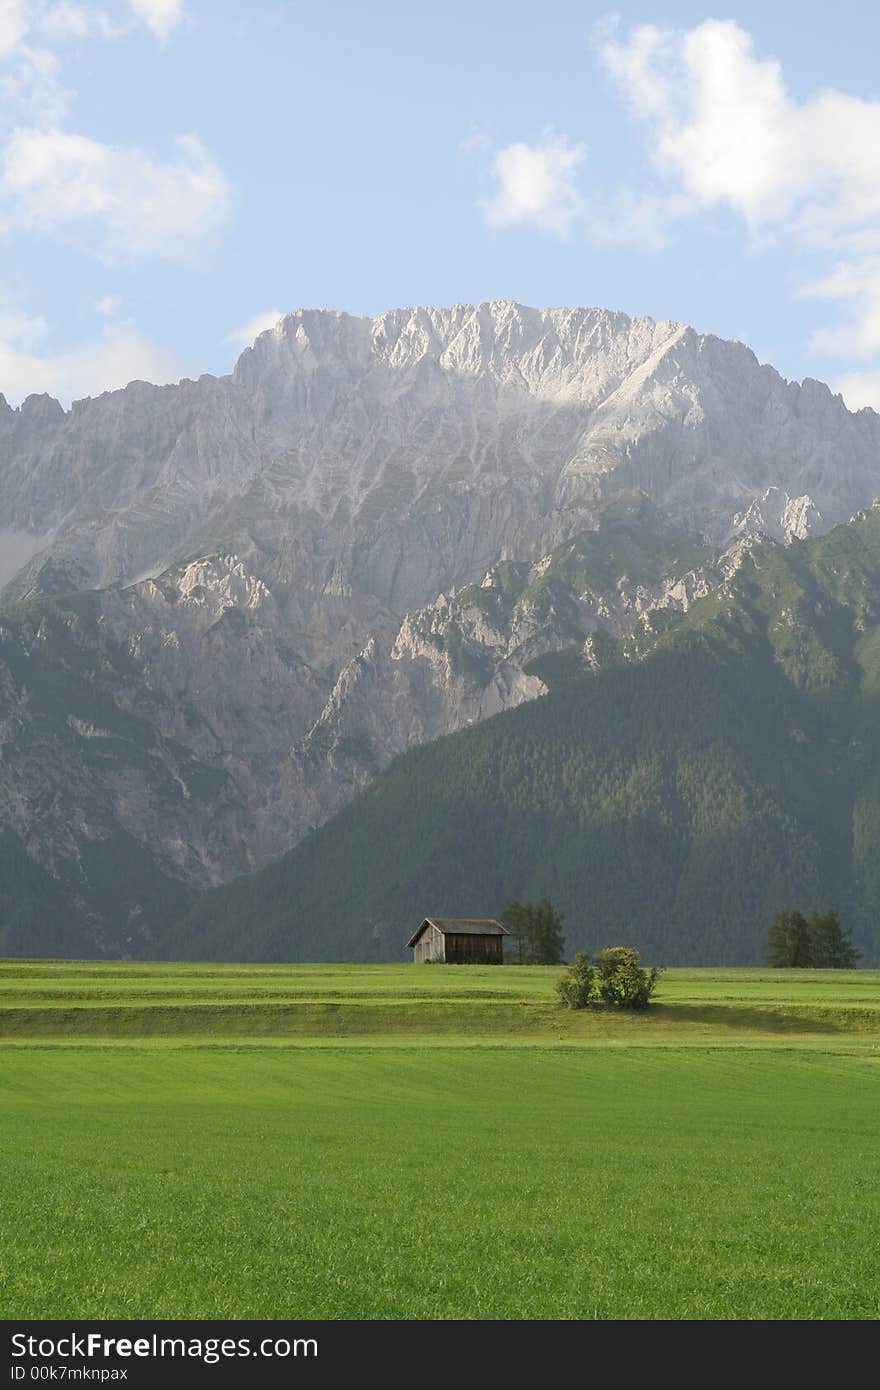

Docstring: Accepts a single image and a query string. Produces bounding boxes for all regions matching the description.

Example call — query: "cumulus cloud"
[41,5,119,41]
[0,2,185,49]
[127,0,185,42]
[0,1,222,267]
[2,128,230,262]
[0,2,118,52]
[0,0,28,57]
[0,1,209,402]
[598,18,880,409]
[222,309,284,350]
[0,41,69,124]
[598,20,880,234]
[481,129,587,237]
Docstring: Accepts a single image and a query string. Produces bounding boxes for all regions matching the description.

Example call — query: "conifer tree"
[806,910,860,968]
[766,910,813,967]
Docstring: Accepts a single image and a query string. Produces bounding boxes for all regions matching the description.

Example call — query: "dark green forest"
[171,507,880,965]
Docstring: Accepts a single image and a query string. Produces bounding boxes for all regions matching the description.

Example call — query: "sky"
[1,0,879,409]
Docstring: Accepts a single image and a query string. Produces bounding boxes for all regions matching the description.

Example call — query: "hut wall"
[444,933,503,964]
[414,926,445,963]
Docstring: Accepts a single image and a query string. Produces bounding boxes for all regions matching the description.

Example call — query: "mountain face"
[4,303,879,607]
[0,496,728,952]
[1,301,880,957]
[174,508,880,967]
[292,494,735,831]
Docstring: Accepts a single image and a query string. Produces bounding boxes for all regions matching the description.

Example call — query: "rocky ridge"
[3,302,878,609]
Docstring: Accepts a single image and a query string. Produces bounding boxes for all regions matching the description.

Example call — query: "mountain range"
[1,301,879,960]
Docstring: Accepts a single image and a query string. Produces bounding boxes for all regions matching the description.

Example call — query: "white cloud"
[0,0,28,58]
[0,287,186,403]
[0,2,120,52]
[0,4,227,265]
[127,0,185,42]
[41,4,91,38]
[801,256,880,360]
[833,369,880,413]
[0,6,98,131]
[599,20,880,234]
[598,18,880,405]
[0,0,187,55]
[0,294,47,350]
[0,41,69,124]
[1,127,230,262]
[222,309,284,350]
[481,128,587,237]
[41,5,118,41]
[0,1,209,405]
[0,319,190,405]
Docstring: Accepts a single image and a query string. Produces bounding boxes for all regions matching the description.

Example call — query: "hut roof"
[407,917,509,947]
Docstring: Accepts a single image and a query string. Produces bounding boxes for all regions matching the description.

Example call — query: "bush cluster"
[557,946,662,1010]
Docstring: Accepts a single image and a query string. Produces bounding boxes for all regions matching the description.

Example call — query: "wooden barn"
[407,917,509,964]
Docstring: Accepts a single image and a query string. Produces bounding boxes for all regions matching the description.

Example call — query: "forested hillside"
[172,507,880,965]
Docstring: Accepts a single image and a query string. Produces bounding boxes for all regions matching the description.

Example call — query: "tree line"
[765,909,859,968]
[501,897,861,974]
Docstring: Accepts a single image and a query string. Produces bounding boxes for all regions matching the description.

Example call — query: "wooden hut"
[407,917,509,964]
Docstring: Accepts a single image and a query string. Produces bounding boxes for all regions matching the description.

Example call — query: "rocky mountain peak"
[1,300,877,614]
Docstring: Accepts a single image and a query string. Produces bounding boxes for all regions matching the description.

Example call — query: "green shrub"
[556,952,596,1008]
[595,947,662,1009]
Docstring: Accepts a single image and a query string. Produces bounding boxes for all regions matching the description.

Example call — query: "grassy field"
[1,961,879,1319]
[2,960,879,1038]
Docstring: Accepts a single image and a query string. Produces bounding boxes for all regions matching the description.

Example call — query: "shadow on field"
[1,996,876,1039]
[656,1003,851,1034]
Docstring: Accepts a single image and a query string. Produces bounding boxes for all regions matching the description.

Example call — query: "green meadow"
[1,961,879,1319]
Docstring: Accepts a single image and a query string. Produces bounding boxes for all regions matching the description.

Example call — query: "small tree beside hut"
[500,899,565,964]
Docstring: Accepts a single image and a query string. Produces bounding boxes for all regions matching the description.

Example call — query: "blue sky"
[1,1,879,408]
